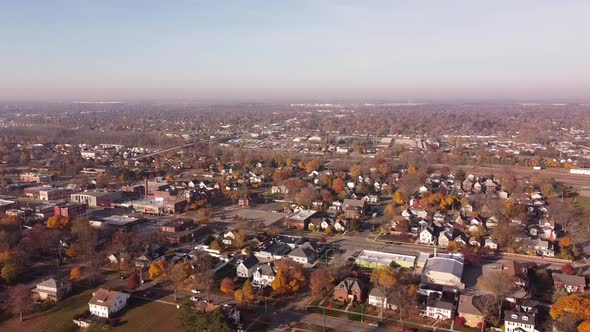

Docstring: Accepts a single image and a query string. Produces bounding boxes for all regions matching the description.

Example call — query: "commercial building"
[355,250,416,269]
[71,191,123,208]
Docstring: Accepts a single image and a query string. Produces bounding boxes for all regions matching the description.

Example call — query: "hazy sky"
[1,0,589,101]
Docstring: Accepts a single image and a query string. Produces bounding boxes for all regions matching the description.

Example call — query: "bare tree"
[9,284,33,322]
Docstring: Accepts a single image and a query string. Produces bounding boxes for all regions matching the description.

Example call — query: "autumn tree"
[234,279,255,308]
[47,215,70,230]
[477,270,516,314]
[350,165,362,178]
[550,294,590,322]
[562,263,575,275]
[384,204,395,215]
[305,159,321,173]
[393,190,405,205]
[148,260,167,279]
[9,284,32,322]
[191,251,215,301]
[272,259,307,295]
[128,272,138,290]
[310,267,335,296]
[220,277,235,294]
[170,262,192,300]
[332,177,345,194]
[69,267,81,281]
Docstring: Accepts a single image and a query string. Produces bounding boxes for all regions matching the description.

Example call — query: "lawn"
[573,195,590,208]
[0,289,93,332]
[0,290,180,332]
[86,298,179,332]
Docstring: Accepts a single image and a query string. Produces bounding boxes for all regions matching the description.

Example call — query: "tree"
[234,279,255,308]
[209,239,223,252]
[170,263,191,299]
[178,300,231,332]
[350,165,362,178]
[191,251,215,301]
[305,159,321,173]
[578,321,590,332]
[477,270,517,315]
[220,277,235,294]
[9,284,32,322]
[393,190,405,205]
[69,267,81,281]
[332,177,345,194]
[310,267,335,296]
[148,260,167,280]
[1,261,18,283]
[128,272,138,290]
[550,294,590,322]
[272,259,307,295]
[384,204,395,215]
[46,215,69,230]
[562,263,576,275]
[371,267,398,289]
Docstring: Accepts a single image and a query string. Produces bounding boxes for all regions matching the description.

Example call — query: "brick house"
[333,278,365,303]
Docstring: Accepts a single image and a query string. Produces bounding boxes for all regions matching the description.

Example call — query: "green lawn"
[0,289,92,332]
[86,298,179,332]
[1,290,180,332]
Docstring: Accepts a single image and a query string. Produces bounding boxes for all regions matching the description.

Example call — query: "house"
[484,238,498,250]
[288,244,317,265]
[342,199,367,219]
[419,227,437,245]
[425,293,454,320]
[254,241,292,260]
[252,263,276,287]
[32,278,71,301]
[504,308,537,332]
[421,254,464,289]
[88,288,130,318]
[222,231,238,246]
[236,255,259,279]
[333,278,364,303]
[552,273,586,293]
[488,259,530,288]
[457,295,484,328]
[285,210,318,231]
[532,239,554,257]
[368,288,396,310]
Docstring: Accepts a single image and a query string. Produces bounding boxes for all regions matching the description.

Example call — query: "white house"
[425,295,453,320]
[88,288,130,318]
[419,227,436,245]
[236,256,259,278]
[484,238,498,250]
[368,288,396,310]
[504,309,536,332]
[252,263,276,287]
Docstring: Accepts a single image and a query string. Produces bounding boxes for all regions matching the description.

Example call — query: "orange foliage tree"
[220,277,235,294]
[272,259,307,295]
[550,294,590,322]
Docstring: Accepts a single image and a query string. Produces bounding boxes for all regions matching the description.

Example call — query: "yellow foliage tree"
[408,166,416,175]
[578,321,590,332]
[305,159,321,174]
[393,190,405,205]
[560,236,573,249]
[271,260,306,295]
[370,267,398,289]
[550,294,590,321]
[47,215,70,230]
[148,260,167,279]
[384,204,395,215]
[70,267,81,281]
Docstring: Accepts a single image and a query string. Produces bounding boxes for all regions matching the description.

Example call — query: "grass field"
[0,290,179,332]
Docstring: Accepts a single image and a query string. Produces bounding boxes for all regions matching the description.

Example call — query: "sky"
[1,0,589,101]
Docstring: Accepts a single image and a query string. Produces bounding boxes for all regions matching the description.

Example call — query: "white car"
[190,296,200,302]
[191,289,201,294]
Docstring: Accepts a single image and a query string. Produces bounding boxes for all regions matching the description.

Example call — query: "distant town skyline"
[1,0,589,101]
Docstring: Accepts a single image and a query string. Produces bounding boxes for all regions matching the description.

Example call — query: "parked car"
[191,289,201,294]
[190,296,200,302]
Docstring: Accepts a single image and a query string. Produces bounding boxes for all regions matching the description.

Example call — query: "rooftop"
[287,210,317,221]
[357,250,416,265]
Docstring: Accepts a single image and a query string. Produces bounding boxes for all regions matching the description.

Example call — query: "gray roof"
[552,273,586,286]
[289,247,315,259]
[240,255,259,269]
[427,296,453,310]
[457,295,483,316]
[504,310,535,325]
[257,263,275,277]
[423,255,464,279]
